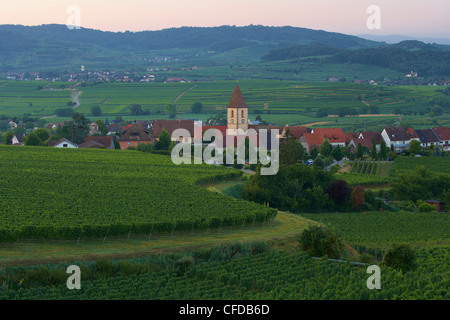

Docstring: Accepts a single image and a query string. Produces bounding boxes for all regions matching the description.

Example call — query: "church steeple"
[227,84,248,133]
[227,85,248,109]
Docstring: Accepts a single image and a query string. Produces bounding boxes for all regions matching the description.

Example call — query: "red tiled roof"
[227,85,248,109]
[312,128,346,143]
[432,127,450,141]
[152,119,195,138]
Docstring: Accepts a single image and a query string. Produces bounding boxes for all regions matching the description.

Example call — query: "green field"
[0,146,276,242]
[1,80,449,131]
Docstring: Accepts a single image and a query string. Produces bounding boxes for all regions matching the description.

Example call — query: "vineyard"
[301,211,450,250]
[335,160,393,186]
[0,146,276,242]
[0,246,448,300]
[391,156,450,176]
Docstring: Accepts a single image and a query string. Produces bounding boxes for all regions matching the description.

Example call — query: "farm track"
[172,84,198,104]
[0,212,313,266]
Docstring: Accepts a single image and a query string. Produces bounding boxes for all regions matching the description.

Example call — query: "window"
[231,110,234,118]
[241,110,244,118]
[63,144,68,148]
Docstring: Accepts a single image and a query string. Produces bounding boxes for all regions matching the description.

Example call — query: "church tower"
[227,84,248,135]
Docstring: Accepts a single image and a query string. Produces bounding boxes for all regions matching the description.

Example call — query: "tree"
[137,143,153,153]
[432,105,443,116]
[356,142,364,159]
[279,129,304,165]
[383,244,417,272]
[34,128,50,142]
[154,129,171,150]
[379,140,388,160]
[114,115,123,121]
[371,138,377,159]
[409,140,421,155]
[3,131,14,145]
[331,145,343,161]
[351,186,365,210]
[23,132,41,146]
[320,138,332,157]
[0,120,8,131]
[91,105,102,117]
[129,104,144,116]
[165,103,177,118]
[60,112,90,144]
[310,146,319,160]
[191,102,203,114]
[298,225,345,259]
[95,120,108,136]
[326,180,350,205]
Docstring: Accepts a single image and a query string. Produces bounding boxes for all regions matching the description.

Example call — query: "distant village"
[4,85,450,160]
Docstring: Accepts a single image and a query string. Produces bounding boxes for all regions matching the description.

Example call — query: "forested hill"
[262,41,450,77]
[0,24,381,52]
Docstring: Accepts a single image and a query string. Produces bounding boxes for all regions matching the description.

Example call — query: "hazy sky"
[1,0,449,38]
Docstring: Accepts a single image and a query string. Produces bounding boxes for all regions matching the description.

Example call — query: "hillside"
[262,41,450,77]
[0,24,382,71]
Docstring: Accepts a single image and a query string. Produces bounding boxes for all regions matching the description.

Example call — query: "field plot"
[0,146,276,242]
[0,81,72,116]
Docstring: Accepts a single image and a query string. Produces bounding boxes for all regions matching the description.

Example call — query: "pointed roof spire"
[227,84,248,109]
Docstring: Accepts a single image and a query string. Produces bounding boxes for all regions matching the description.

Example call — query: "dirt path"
[39,90,81,120]
[172,84,198,104]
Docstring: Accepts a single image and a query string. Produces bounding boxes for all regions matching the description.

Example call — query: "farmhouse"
[415,129,440,148]
[381,127,419,153]
[152,119,196,143]
[118,121,154,150]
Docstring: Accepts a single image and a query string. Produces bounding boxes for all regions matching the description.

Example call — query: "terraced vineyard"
[0,146,276,242]
[336,160,393,186]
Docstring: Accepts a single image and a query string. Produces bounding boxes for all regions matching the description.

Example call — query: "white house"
[381,127,419,153]
[47,138,78,148]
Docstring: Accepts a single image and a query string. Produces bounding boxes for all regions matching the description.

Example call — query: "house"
[415,129,440,148]
[47,138,78,148]
[11,134,25,146]
[89,122,100,135]
[381,127,419,153]
[152,119,195,144]
[310,128,346,146]
[348,131,383,152]
[107,123,122,135]
[78,136,116,149]
[431,127,450,152]
[406,71,418,78]
[118,121,154,150]
[8,121,18,129]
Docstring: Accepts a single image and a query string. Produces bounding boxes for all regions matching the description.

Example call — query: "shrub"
[298,225,345,259]
[383,244,417,272]
[416,200,436,212]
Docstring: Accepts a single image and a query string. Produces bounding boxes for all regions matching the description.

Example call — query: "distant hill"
[262,40,450,77]
[359,34,450,46]
[0,24,383,71]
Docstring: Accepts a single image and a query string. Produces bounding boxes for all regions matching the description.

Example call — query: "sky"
[1,0,449,38]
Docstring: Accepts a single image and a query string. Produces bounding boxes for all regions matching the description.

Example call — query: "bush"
[383,244,417,272]
[416,200,436,212]
[298,225,345,259]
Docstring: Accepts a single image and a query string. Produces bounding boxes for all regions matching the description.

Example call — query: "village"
[4,85,450,161]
